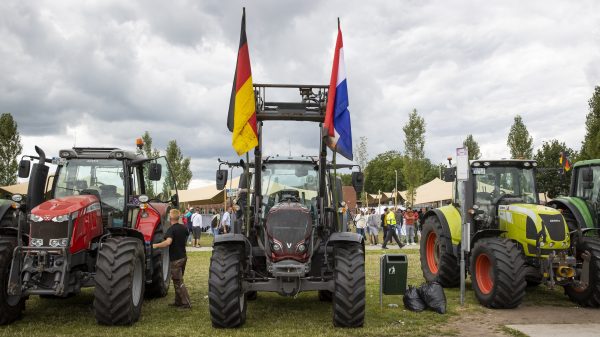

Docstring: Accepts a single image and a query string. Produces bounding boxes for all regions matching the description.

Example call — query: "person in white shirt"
[190,208,203,248]
[221,206,232,234]
[354,211,367,239]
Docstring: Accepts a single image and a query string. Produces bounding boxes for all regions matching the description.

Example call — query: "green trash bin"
[380,254,408,307]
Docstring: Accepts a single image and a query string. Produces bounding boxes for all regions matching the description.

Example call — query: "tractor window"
[143,156,176,202]
[575,166,600,201]
[260,163,318,215]
[474,166,538,205]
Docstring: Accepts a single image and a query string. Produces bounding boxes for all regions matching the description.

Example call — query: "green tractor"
[419,159,600,308]
[547,159,600,306]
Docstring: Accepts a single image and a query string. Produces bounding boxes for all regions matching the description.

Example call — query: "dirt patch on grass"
[433,305,599,337]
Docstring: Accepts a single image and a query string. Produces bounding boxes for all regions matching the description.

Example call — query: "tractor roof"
[59,147,142,161]
[573,159,600,168]
[263,155,316,164]
[470,159,537,167]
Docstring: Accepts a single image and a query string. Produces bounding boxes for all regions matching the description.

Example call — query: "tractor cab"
[470,160,539,229]
[570,160,600,227]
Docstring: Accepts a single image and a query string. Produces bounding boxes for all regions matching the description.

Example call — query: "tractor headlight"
[30,214,43,222]
[272,242,282,252]
[52,214,70,222]
[540,241,545,247]
[49,238,68,247]
[297,243,306,253]
[30,238,43,247]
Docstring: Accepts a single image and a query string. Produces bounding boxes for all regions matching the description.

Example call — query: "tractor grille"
[540,214,566,241]
[30,221,69,246]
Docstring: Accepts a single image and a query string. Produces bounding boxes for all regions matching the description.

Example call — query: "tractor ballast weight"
[0,145,179,326]
[419,159,600,308]
[209,84,366,328]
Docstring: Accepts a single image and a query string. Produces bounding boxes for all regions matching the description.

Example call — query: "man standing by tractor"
[153,209,192,309]
[382,208,405,249]
[191,208,203,248]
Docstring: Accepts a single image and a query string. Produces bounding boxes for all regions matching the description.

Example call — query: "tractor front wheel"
[419,216,460,287]
[470,238,526,309]
[94,237,145,325]
[208,245,246,328]
[0,237,25,325]
[145,225,171,298]
[564,238,600,307]
[332,243,365,327]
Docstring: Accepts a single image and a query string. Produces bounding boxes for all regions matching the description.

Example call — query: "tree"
[580,86,600,160]
[339,173,352,186]
[463,134,481,160]
[165,140,193,190]
[137,131,161,197]
[0,113,23,186]
[364,151,405,193]
[534,139,577,199]
[402,109,426,206]
[507,115,533,159]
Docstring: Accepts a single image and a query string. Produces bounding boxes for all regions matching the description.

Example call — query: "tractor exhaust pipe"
[556,265,575,278]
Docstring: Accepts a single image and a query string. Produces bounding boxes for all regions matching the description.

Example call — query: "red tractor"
[0,144,178,325]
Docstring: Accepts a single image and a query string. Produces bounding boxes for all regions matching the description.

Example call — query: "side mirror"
[171,194,179,207]
[351,172,364,192]
[216,170,228,190]
[239,172,251,189]
[148,163,162,181]
[443,167,456,182]
[18,160,31,178]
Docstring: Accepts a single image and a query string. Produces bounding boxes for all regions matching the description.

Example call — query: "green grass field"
[0,247,574,337]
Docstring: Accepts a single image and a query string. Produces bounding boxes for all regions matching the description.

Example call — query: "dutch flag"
[324,21,353,161]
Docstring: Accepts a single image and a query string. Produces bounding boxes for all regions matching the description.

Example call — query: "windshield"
[261,162,318,212]
[575,165,600,202]
[55,159,125,221]
[473,165,538,205]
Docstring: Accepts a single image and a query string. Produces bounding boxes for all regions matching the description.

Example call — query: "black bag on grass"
[419,282,446,314]
[403,286,426,312]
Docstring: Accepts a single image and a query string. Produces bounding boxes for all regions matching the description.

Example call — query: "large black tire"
[145,226,170,298]
[420,216,460,287]
[564,237,600,307]
[470,238,526,309]
[0,237,25,325]
[94,237,145,325]
[208,245,246,328]
[332,243,365,327]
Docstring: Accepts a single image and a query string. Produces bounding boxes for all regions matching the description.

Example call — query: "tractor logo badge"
[286,243,292,249]
[43,216,51,221]
[388,266,395,275]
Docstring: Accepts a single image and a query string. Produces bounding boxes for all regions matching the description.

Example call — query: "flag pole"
[333,150,341,231]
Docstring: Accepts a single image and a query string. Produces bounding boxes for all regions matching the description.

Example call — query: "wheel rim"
[132,257,143,306]
[162,248,169,283]
[475,254,493,295]
[426,232,439,274]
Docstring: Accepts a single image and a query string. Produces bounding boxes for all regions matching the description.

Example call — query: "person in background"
[354,210,367,239]
[394,207,404,241]
[221,206,232,234]
[210,209,220,236]
[190,208,203,248]
[382,208,404,249]
[152,209,191,309]
[380,208,388,241]
[185,207,194,245]
[403,207,418,245]
[366,208,379,245]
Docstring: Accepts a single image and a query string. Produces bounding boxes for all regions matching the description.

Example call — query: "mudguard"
[432,205,462,246]
[549,197,594,229]
[0,202,12,224]
[328,232,363,245]
[105,227,145,243]
[214,233,247,246]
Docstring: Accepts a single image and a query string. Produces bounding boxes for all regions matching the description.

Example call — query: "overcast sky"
[3,0,599,188]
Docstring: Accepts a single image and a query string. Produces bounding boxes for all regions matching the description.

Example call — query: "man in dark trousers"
[153,209,191,309]
[381,208,405,249]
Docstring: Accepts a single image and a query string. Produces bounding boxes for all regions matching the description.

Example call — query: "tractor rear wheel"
[94,237,145,325]
[564,238,600,307]
[332,243,365,327]
[0,237,25,325]
[470,238,526,309]
[145,225,170,298]
[420,216,460,287]
[208,245,246,328]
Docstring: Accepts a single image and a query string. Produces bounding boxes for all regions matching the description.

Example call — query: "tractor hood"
[498,203,570,254]
[31,195,98,219]
[265,201,312,262]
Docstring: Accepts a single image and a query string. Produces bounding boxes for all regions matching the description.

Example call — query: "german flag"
[227,8,258,155]
[560,151,572,172]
